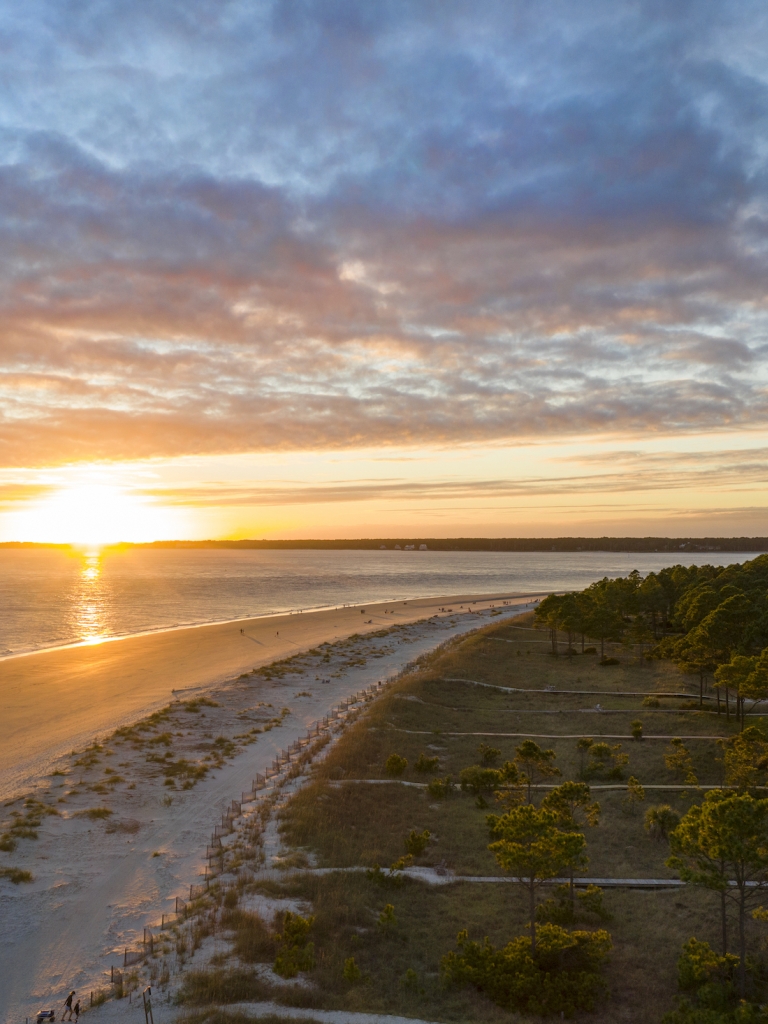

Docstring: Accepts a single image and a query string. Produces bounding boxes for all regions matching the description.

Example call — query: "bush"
[600,657,620,666]
[645,804,681,842]
[384,754,408,776]
[377,903,397,930]
[427,776,453,799]
[404,829,431,856]
[366,863,405,887]
[414,752,440,774]
[631,720,643,740]
[643,695,661,708]
[478,743,501,766]
[75,806,113,819]
[273,912,315,978]
[536,885,612,925]
[459,765,503,797]
[0,867,33,884]
[442,923,612,1015]
[660,939,748,1023]
[343,956,362,983]
[584,742,628,780]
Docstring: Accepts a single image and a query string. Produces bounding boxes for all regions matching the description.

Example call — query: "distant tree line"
[6,536,764,553]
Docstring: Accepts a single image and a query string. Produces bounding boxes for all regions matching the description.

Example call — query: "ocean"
[1,546,760,658]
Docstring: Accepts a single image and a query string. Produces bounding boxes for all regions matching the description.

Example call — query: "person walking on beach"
[63,991,76,1021]
[73,999,81,1022]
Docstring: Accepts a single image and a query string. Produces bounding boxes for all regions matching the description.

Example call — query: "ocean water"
[1,546,760,658]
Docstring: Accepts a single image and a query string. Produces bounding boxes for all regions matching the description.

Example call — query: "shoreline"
[0,589,549,663]
[0,590,539,801]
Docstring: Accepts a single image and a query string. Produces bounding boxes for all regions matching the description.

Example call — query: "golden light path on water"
[73,548,108,646]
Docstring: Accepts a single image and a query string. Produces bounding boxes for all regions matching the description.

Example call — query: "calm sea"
[1,547,760,658]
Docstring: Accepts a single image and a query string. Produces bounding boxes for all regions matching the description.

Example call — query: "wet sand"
[1,591,535,799]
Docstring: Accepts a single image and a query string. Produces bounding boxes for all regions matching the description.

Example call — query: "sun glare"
[14,482,181,545]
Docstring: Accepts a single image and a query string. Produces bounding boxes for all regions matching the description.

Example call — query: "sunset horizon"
[2,5,768,545]
[5,5,768,1020]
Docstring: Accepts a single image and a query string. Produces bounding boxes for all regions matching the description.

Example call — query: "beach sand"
[1,591,534,801]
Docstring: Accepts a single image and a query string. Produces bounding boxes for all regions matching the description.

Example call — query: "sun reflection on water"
[75,549,107,645]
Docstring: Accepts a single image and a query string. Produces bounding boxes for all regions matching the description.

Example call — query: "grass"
[261,613,758,1021]
[0,866,33,883]
[74,806,113,819]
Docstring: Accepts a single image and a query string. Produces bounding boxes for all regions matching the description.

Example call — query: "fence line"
[123,676,391,975]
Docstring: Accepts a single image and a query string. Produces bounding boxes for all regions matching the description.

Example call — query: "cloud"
[133,443,768,508]
[2,2,768,466]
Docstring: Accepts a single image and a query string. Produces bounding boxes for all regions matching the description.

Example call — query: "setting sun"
[10,481,183,545]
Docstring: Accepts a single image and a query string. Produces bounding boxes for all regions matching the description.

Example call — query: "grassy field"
[184,613,760,1023]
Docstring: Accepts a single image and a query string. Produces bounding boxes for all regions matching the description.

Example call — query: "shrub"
[459,765,503,797]
[623,776,646,815]
[427,776,453,799]
[536,884,611,925]
[0,867,33,884]
[660,938,748,1023]
[384,754,408,776]
[377,903,397,930]
[645,804,681,842]
[442,923,612,1015]
[664,739,698,786]
[343,957,362,983]
[631,720,643,740]
[75,807,113,819]
[599,657,620,666]
[273,912,315,978]
[478,743,502,766]
[401,967,419,990]
[366,863,405,887]
[643,695,661,708]
[414,752,440,774]
[0,835,17,852]
[584,742,628,780]
[404,829,431,857]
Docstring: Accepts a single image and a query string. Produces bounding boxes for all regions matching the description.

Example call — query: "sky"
[2,1,768,542]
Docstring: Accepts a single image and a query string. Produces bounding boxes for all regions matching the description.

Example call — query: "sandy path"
[0,591,532,800]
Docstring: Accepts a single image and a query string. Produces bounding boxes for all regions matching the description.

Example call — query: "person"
[73,1000,80,1022]
[63,991,75,1021]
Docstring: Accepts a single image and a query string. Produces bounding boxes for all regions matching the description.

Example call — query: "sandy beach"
[0,593,536,1022]
[1,591,538,801]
